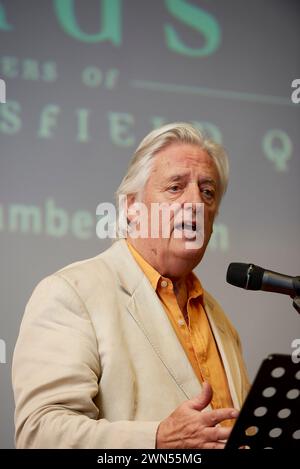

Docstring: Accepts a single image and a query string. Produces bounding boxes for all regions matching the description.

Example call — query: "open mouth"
[175,220,197,230]
[174,220,198,239]
[181,221,197,231]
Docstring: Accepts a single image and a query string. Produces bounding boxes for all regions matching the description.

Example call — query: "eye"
[168,185,181,193]
[201,188,215,201]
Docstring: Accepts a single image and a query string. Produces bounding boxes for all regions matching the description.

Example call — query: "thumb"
[189,382,213,411]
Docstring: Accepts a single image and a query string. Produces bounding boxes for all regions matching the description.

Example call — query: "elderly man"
[12,122,250,449]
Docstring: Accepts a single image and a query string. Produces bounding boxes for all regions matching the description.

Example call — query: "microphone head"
[226,263,264,290]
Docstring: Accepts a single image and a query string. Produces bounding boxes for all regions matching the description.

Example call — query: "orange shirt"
[127,241,233,415]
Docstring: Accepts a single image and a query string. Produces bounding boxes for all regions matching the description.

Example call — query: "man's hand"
[156,382,238,449]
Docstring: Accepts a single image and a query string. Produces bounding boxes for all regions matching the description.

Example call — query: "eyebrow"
[167,174,188,182]
[199,177,217,187]
[165,174,217,187]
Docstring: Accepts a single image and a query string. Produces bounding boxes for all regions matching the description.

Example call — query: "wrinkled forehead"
[151,143,219,181]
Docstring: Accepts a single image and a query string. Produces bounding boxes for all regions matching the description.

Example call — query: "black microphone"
[226,263,300,298]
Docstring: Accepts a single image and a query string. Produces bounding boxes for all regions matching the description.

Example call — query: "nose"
[184,181,202,204]
[179,182,204,220]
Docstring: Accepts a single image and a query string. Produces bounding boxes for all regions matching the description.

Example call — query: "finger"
[215,426,233,441]
[200,408,239,427]
[203,441,226,449]
[188,382,213,411]
[204,426,232,442]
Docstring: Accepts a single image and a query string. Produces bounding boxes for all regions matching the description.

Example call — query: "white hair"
[115,122,229,237]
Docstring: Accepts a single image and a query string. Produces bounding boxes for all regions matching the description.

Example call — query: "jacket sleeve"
[12,274,160,449]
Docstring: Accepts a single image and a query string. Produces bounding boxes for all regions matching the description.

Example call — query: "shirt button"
[178,319,185,326]
[161,280,168,288]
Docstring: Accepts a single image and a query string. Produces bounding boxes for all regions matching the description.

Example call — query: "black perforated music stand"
[226,354,300,449]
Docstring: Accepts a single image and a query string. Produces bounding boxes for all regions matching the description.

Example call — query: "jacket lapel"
[107,240,202,401]
[204,296,243,409]
[128,276,203,401]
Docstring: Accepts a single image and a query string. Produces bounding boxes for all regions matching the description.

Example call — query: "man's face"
[128,143,220,278]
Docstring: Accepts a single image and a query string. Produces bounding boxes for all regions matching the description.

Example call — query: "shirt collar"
[126,240,203,301]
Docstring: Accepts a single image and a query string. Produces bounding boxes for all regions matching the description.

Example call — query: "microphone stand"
[293,297,300,314]
[292,277,300,314]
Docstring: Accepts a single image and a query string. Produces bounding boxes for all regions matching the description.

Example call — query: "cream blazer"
[12,239,250,449]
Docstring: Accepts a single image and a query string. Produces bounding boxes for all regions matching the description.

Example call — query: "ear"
[126,194,137,224]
